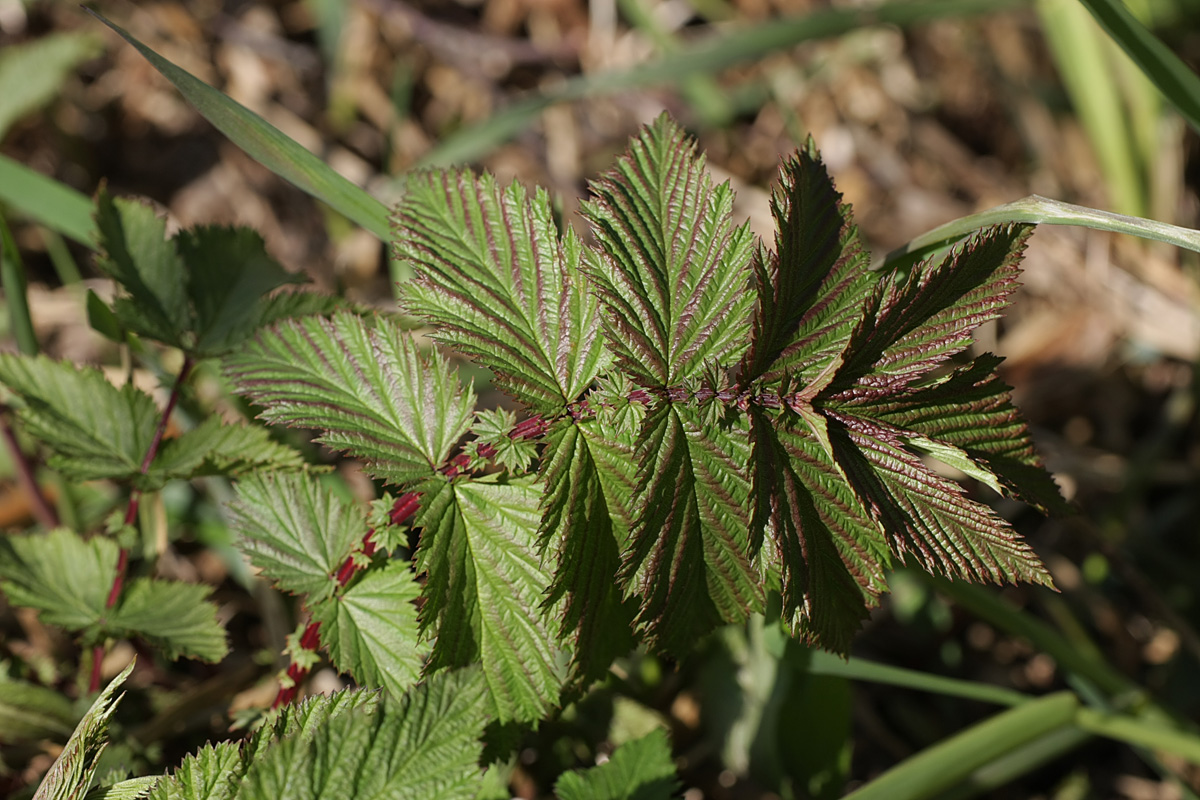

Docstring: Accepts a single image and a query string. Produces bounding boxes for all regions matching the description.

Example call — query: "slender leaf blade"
[226,312,475,485]
[0,154,95,246]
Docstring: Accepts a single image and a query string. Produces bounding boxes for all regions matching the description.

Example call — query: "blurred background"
[2,0,1200,798]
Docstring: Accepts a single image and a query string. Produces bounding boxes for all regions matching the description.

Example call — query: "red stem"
[0,408,59,530]
[90,357,194,692]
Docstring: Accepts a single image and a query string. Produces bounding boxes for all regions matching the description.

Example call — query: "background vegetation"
[1,0,1199,798]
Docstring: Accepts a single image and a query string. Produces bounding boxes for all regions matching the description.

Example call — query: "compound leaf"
[742,141,875,386]
[107,579,228,663]
[311,559,425,696]
[33,661,132,800]
[0,528,115,632]
[229,472,368,601]
[554,729,678,800]
[238,667,488,800]
[581,114,754,386]
[226,311,474,485]
[397,170,606,414]
[622,403,760,653]
[0,354,156,482]
[414,478,566,722]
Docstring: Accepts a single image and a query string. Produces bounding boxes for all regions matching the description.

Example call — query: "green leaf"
[831,224,1032,397]
[470,408,538,473]
[414,478,567,722]
[851,354,1068,514]
[226,311,475,485]
[94,192,190,347]
[828,417,1052,588]
[238,668,488,800]
[396,169,607,414]
[0,677,77,742]
[538,422,634,678]
[107,579,228,662]
[0,32,103,140]
[174,225,304,355]
[741,143,874,386]
[554,729,678,800]
[581,114,754,387]
[1,211,38,356]
[229,471,369,600]
[147,743,244,800]
[89,12,392,242]
[85,776,160,800]
[0,528,115,632]
[248,691,381,760]
[0,354,157,483]
[148,418,306,488]
[33,661,133,800]
[311,558,426,696]
[622,403,760,653]
[0,154,96,246]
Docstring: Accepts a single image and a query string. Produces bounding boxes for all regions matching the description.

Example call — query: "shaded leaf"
[0,528,115,632]
[397,169,607,414]
[414,478,566,722]
[226,311,474,485]
[555,729,678,800]
[229,472,368,600]
[0,677,77,742]
[0,32,103,140]
[581,114,754,386]
[147,418,305,489]
[311,559,426,696]
[108,579,228,662]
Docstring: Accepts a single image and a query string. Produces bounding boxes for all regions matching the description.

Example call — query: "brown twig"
[0,407,59,530]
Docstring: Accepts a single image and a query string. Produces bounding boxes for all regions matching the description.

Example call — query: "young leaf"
[538,422,634,678]
[33,661,133,800]
[828,224,1031,396]
[470,408,538,473]
[622,403,760,652]
[0,528,116,632]
[106,579,228,663]
[0,354,157,482]
[226,311,474,485]
[238,668,488,800]
[310,558,426,696]
[554,729,679,800]
[396,170,607,414]
[581,114,754,386]
[229,472,370,601]
[740,142,875,386]
[414,477,567,722]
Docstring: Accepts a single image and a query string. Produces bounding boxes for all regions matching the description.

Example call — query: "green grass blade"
[881,194,1200,271]
[934,725,1093,800]
[1075,0,1200,134]
[1077,708,1200,766]
[807,650,1029,707]
[0,213,38,355]
[0,155,95,246]
[419,0,1025,167]
[843,692,1079,800]
[87,11,391,241]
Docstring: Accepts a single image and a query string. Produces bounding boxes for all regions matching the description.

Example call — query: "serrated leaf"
[471,408,538,473]
[94,192,190,347]
[0,32,103,140]
[148,418,305,488]
[741,142,875,386]
[538,422,634,678]
[830,224,1032,397]
[851,354,1069,514]
[238,668,487,800]
[84,776,159,800]
[107,579,228,662]
[748,409,879,653]
[0,677,77,742]
[554,729,678,800]
[311,559,425,696]
[229,472,369,600]
[175,226,305,355]
[226,311,475,485]
[581,114,754,386]
[147,743,243,800]
[247,691,381,763]
[0,354,157,482]
[33,661,132,800]
[396,170,607,414]
[622,403,760,653]
[0,528,115,632]
[828,414,1053,588]
[414,478,566,722]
